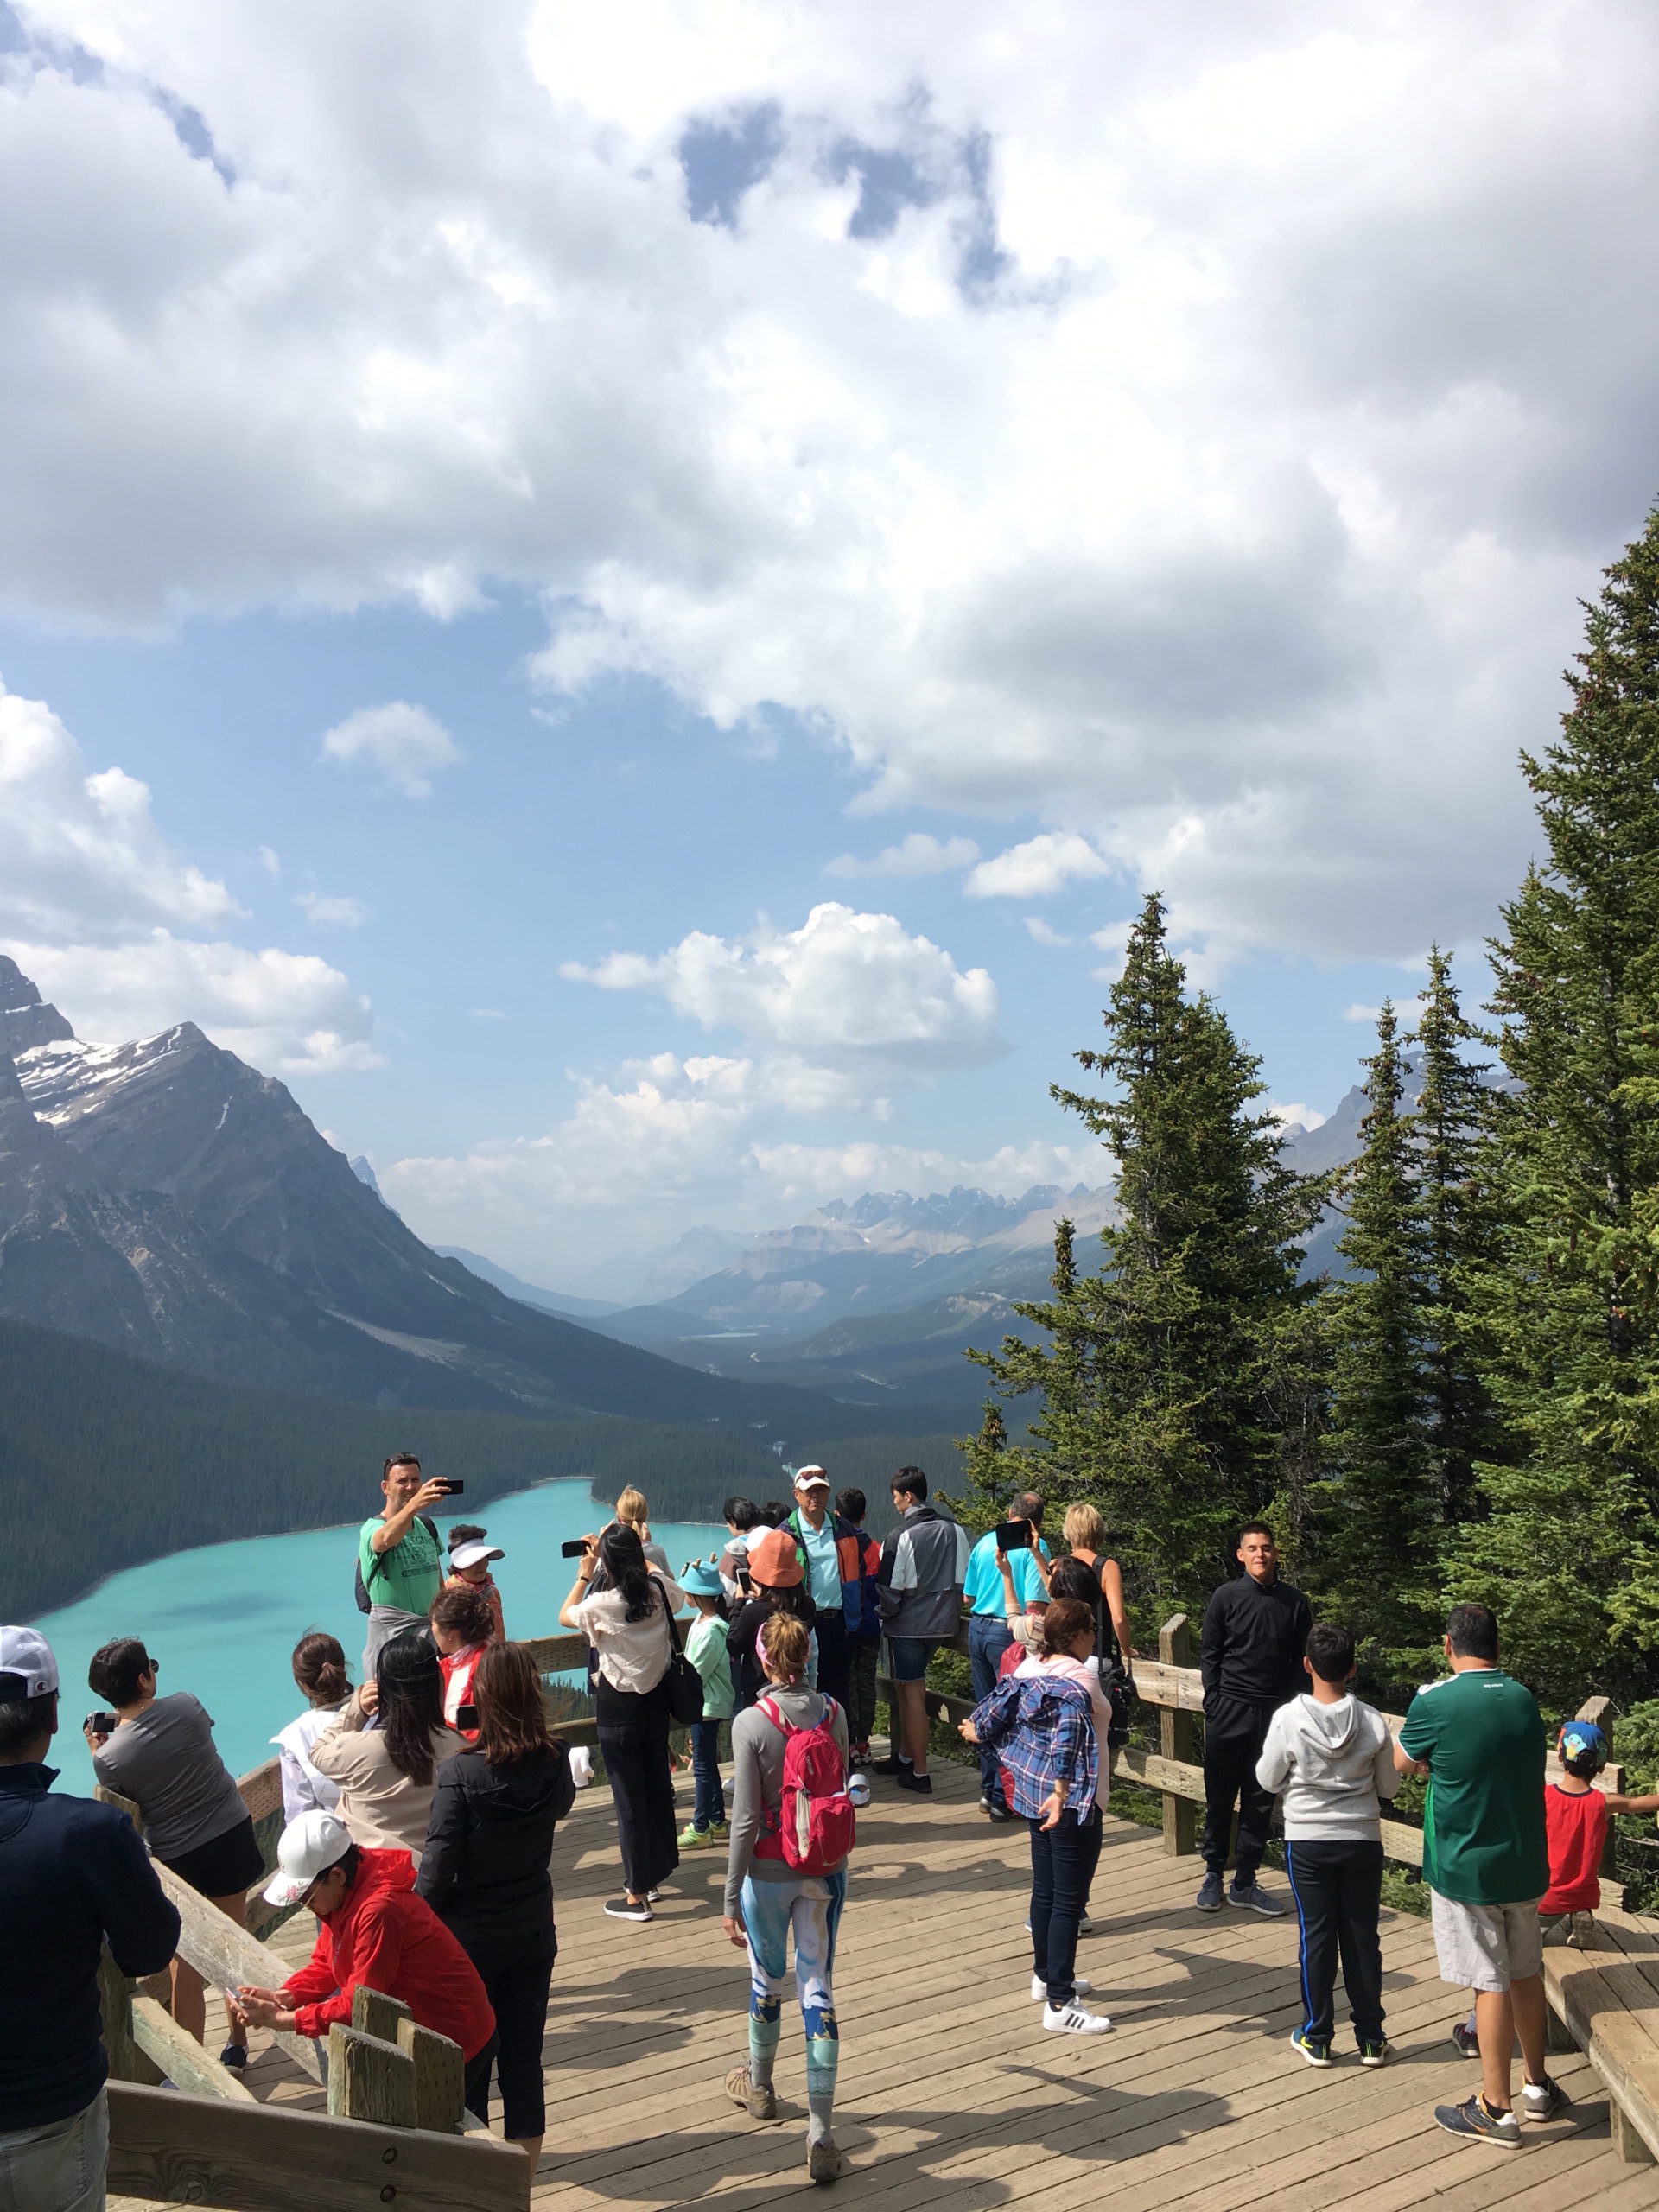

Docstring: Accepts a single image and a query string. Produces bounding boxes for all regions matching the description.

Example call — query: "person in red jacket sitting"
[234,1808,496,2104]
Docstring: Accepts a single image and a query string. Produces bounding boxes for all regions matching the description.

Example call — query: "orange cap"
[746,1528,804,1588]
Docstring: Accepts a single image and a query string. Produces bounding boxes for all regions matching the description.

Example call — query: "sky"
[2,1,1657,1296]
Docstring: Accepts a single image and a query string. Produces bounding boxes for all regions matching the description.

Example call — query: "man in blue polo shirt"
[963,1494,1051,1819]
[0,1625,181,2212]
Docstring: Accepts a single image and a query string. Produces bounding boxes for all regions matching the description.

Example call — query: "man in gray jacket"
[1255,1622,1401,2068]
[873,1468,972,1796]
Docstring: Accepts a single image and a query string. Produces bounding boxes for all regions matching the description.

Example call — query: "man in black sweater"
[0,1624,181,2212]
[1196,1523,1311,1917]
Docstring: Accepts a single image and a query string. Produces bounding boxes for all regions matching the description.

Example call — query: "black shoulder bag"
[660,1584,707,1726]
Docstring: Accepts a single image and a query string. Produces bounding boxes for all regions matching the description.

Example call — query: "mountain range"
[0,957,898,1442]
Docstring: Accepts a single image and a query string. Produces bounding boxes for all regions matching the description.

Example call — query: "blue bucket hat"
[1558,1720,1608,1773]
[680,1560,726,1598]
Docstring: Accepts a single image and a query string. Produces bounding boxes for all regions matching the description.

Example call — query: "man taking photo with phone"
[359,1452,451,1677]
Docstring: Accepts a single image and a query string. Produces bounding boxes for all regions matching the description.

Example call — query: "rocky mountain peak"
[0,957,76,1058]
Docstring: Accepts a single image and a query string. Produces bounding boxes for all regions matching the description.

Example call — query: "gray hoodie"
[1255,1693,1401,1842]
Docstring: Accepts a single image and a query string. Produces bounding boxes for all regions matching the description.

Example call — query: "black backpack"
[354,1513,440,1614]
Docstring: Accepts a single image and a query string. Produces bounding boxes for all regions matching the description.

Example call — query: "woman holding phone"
[961,1597,1110,2036]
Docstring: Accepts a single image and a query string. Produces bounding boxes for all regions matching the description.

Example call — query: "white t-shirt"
[271,1705,346,1822]
[575,1572,687,1694]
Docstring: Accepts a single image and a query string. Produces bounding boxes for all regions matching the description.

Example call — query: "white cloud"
[1024,917,1072,947]
[1267,1100,1327,1134]
[258,845,282,880]
[3,929,381,1074]
[321,703,461,798]
[296,891,367,927]
[562,900,1000,1074]
[823,833,979,879]
[0,5,1653,966]
[966,834,1111,900]
[1344,995,1428,1027]
[0,680,241,940]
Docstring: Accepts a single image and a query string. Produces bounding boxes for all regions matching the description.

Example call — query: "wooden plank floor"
[119,1756,1646,2209]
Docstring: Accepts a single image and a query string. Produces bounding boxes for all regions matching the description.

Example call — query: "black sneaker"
[895,1768,934,1795]
[873,1751,912,1777]
[219,2043,248,2071]
[1357,2038,1390,2068]
[1452,2020,1480,2058]
[604,1896,653,1922]
[1433,2094,1520,2146]
[1196,1871,1225,1912]
[1521,2074,1567,2123]
[987,1798,1014,1822]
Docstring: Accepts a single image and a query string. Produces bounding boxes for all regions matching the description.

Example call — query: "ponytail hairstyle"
[375,1630,445,1785]
[614,1486,650,1533]
[597,1523,655,1623]
[292,1630,351,1709]
[1039,1598,1096,1660]
[760,1611,810,1683]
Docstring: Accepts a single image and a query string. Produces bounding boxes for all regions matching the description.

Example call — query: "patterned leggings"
[741,1870,847,2111]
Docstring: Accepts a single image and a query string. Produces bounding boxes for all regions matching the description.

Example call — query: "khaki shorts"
[1430,1890,1544,1993]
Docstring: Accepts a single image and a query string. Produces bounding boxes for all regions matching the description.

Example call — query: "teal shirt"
[687,1613,734,1720]
[357,1514,442,1616]
[795,1516,843,1613]
[1399,1669,1548,1905]
[963,1529,1050,1615]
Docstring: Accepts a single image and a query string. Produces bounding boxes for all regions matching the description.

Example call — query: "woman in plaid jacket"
[961,1596,1111,2037]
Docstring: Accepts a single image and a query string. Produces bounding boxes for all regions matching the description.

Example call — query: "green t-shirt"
[358,1513,442,1616]
[686,1613,734,1721]
[1399,1668,1548,1905]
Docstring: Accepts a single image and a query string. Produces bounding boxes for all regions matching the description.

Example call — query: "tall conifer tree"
[1447,510,1659,1704]
[969,894,1326,1609]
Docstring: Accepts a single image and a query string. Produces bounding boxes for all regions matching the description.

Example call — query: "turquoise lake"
[36,1481,727,1789]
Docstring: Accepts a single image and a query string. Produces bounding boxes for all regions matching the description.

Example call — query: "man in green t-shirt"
[359,1452,448,1677]
[1395,1603,1562,2146]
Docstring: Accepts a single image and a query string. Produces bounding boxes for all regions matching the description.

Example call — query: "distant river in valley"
[37,1480,727,1790]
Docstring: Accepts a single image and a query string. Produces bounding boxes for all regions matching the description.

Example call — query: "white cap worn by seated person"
[0,1625,60,1700]
[449,1540,505,1572]
[793,1466,830,1493]
[264,1808,353,1907]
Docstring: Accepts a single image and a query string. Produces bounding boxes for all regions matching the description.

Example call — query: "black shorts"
[159,1815,265,1901]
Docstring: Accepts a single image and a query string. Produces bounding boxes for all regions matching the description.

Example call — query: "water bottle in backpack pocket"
[755,1694,856,1874]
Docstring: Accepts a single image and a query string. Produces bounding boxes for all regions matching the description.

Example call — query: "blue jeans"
[690,1718,726,1830]
[968,1614,1015,1797]
[1029,1808,1090,2005]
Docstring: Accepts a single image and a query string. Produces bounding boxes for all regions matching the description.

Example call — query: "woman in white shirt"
[561,1524,685,1923]
[270,1631,352,1822]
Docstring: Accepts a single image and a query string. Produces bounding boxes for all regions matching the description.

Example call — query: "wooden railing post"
[1159,1614,1198,1858]
[327,2021,416,2128]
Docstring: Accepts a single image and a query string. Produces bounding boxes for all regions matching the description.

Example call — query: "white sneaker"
[1043,1999,1112,2036]
[1031,1974,1093,2001]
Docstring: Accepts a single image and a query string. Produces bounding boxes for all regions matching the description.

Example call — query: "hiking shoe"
[1196,1871,1225,1913]
[1521,2074,1567,2123]
[678,1822,717,1849]
[604,1897,652,1922]
[1452,2019,1480,2058]
[219,2043,248,2071]
[1031,1974,1093,2001]
[1043,1999,1112,2036]
[1358,2038,1391,2068]
[895,1768,934,1795]
[1433,2094,1520,2145]
[1228,1878,1285,1917]
[1291,2026,1334,2069]
[807,2138,842,2185]
[724,2066,777,2122]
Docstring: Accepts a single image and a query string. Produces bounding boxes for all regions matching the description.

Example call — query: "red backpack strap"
[757,1694,791,1737]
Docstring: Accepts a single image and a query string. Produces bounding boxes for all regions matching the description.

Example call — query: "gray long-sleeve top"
[722,1685,850,1917]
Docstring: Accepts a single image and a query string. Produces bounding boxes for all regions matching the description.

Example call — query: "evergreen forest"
[960,508,1659,1795]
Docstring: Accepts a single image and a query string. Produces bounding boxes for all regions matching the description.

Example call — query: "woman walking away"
[311,1629,461,1862]
[560,1525,685,1921]
[429,1585,495,1739]
[86,1637,266,2069]
[418,1642,575,2181]
[272,1633,353,1822]
[723,1611,853,2188]
[962,1598,1111,2037]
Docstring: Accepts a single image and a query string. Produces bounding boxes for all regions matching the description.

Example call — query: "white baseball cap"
[0,1626,59,1701]
[792,1466,830,1491]
[264,1808,353,1907]
[449,1540,505,1572]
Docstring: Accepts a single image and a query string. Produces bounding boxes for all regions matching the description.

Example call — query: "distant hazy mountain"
[0,959,903,1440]
[349,1154,384,1198]
[435,1246,621,1319]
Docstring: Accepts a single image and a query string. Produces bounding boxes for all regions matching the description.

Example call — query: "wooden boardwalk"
[124,1753,1652,2210]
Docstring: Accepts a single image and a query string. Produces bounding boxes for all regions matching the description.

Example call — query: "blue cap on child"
[1560,1721,1608,1772]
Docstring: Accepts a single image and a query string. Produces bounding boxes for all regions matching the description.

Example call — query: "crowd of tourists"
[4,1456,1656,2210]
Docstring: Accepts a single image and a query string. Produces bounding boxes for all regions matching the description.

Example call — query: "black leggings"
[462,1945,555,2140]
[596,1680,680,1898]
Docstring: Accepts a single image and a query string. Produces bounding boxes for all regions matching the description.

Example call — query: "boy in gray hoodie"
[1256,1622,1401,2068]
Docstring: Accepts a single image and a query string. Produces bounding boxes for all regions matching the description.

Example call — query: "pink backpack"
[754,1694,856,1874]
